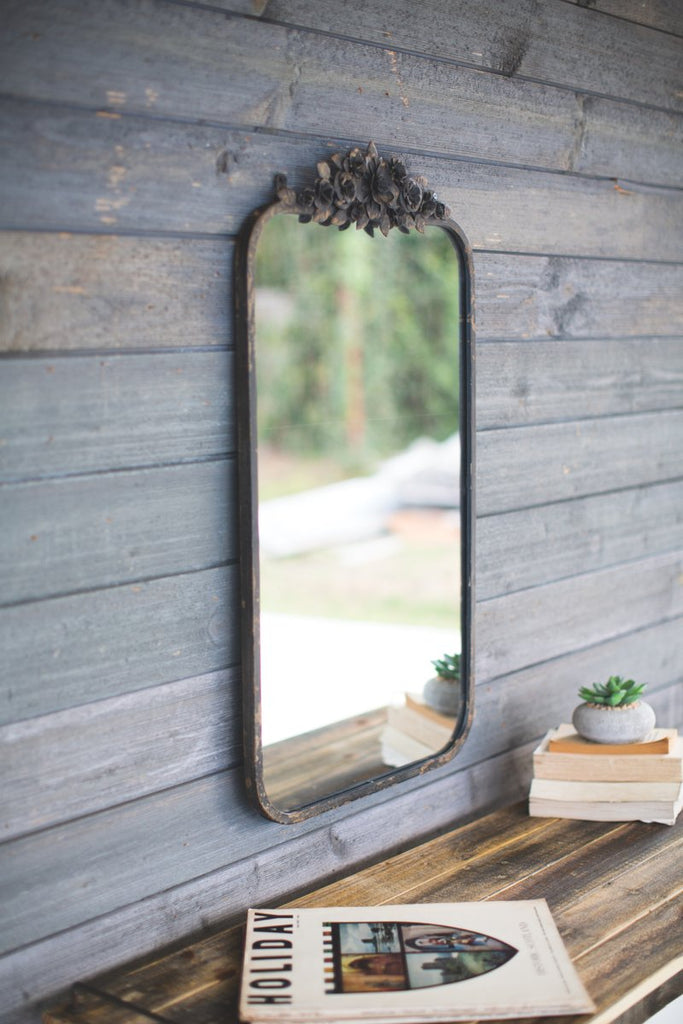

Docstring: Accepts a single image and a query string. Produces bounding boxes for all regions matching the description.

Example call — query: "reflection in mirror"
[237,146,473,822]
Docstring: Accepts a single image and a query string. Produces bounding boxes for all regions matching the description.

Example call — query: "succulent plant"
[432,653,461,682]
[578,675,645,707]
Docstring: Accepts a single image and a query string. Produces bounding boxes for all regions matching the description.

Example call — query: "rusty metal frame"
[235,144,475,823]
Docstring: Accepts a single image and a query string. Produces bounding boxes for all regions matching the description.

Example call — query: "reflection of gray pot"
[572,701,656,744]
[423,676,461,716]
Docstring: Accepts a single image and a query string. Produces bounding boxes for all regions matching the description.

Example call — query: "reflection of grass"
[258,446,370,501]
[261,535,460,628]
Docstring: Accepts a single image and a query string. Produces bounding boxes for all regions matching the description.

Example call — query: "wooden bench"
[44,802,682,1024]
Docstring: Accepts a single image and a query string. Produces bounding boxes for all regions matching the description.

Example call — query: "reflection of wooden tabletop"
[44,803,682,1023]
[263,707,388,808]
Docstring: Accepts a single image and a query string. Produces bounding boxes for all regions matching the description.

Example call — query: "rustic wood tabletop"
[44,802,683,1024]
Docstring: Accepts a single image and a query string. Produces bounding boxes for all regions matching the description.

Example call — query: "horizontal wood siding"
[0,1,681,1020]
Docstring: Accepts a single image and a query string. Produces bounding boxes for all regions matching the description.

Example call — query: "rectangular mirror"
[236,145,474,822]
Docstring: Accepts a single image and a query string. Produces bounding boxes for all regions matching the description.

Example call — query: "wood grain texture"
[3,617,680,846]
[2,1,681,185]
[476,551,683,683]
[0,741,535,959]
[477,338,683,427]
[565,0,683,35]
[474,255,683,341]
[4,672,680,1015]
[1,0,682,1020]
[1,460,235,605]
[477,479,683,599]
[0,232,231,352]
[478,409,683,515]
[0,565,238,725]
[41,806,683,1024]
[0,352,234,483]
[2,101,682,260]
[208,0,683,111]
[0,668,240,841]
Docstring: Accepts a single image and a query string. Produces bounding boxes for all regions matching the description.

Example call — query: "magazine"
[239,901,595,1021]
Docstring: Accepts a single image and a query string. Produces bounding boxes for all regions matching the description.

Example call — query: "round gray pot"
[422,676,461,716]
[572,700,656,744]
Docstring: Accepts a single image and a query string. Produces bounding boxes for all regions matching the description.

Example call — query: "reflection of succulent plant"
[432,653,461,682]
[274,141,450,237]
[578,675,645,707]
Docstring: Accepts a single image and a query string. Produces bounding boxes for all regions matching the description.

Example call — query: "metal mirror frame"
[235,143,475,823]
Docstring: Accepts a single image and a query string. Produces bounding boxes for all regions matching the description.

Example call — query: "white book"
[529,789,683,826]
[239,901,595,1022]
[530,778,683,803]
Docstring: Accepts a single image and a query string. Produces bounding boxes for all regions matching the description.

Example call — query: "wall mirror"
[236,143,474,823]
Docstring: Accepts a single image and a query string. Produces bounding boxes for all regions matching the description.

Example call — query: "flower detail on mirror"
[274,141,450,236]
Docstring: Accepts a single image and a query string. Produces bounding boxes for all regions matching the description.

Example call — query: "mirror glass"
[247,211,469,817]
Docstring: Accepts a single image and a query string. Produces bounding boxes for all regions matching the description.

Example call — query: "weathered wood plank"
[1,102,682,260]
[0,565,238,725]
[0,742,535,961]
[477,480,683,600]
[0,668,679,960]
[478,409,683,515]
[39,807,683,1024]
[4,241,681,357]
[1,460,235,605]
[0,233,231,352]
[477,339,683,428]
[221,0,683,39]
[576,94,683,185]
[1,328,678,495]
[3,616,679,845]
[2,1,681,184]
[476,552,683,683]
[207,0,683,111]
[566,0,683,35]
[0,669,240,841]
[474,255,683,341]
[70,810,594,1023]
[0,351,234,483]
[3,667,680,1017]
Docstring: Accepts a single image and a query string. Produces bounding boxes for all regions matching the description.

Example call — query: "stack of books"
[381,693,455,766]
[529,723,683,825]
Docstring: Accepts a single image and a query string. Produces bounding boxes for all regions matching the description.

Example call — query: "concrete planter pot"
[572,700,656,745]
[422,676,461,716]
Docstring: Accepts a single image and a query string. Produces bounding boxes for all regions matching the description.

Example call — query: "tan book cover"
[404,693,456,729]
[533,727,683,783]
[548,726,674,756]
[387,703,454,750]
[239,901,595,1022]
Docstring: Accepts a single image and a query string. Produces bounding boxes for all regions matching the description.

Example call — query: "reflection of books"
[239,901,594,1021]
[381,694,455,767]
[529,725,683,825]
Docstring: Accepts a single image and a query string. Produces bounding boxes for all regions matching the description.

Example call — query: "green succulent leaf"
[432,652,461,681]
[578,675,646,707]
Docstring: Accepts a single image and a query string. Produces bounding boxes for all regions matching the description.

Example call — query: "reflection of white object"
[259,434,460,558]
[260,613,459,745]
[379,434,461,508]
[259,476,394,558]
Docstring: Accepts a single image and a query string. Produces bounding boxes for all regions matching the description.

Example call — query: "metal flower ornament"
[274,140,451,236]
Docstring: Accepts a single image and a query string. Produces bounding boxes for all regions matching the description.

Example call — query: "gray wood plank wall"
[1,1,681,1020]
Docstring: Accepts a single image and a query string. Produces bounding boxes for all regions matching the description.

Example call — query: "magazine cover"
[239,901,594,1022]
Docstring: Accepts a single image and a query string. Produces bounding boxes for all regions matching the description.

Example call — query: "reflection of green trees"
[255,216,461,470]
